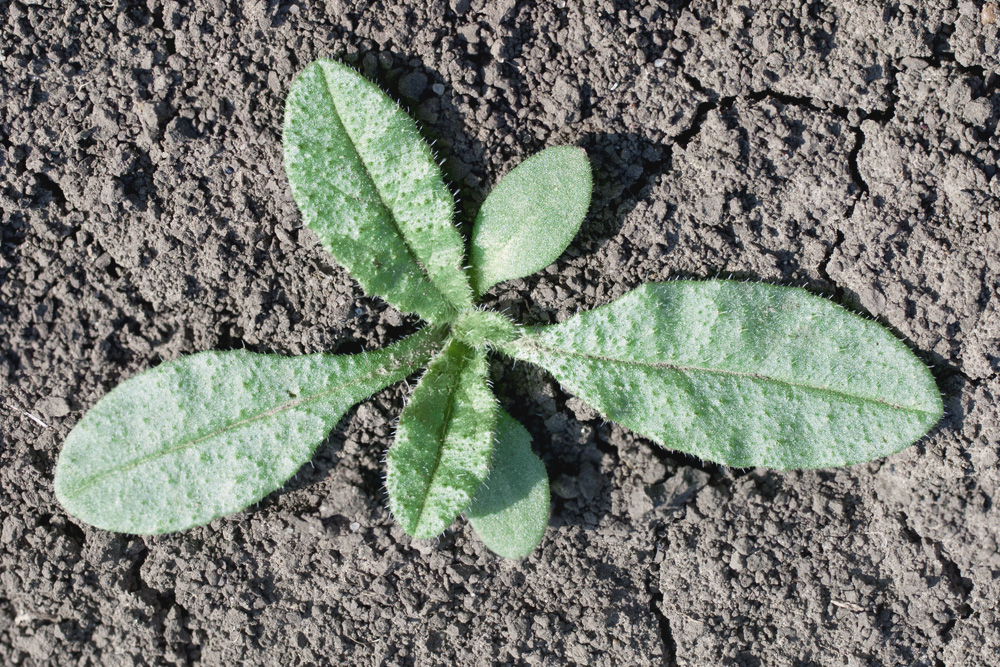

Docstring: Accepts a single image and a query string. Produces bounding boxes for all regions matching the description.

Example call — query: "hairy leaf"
[469,146,592,296]
[55,328,443,534]
[503,281,942,469]
[387,339,496,539]
[284,59,472,323]
[467,409,549,559]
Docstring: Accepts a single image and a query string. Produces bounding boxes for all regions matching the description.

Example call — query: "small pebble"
[349,521,360,532]
[654,58,665,68]
[551,474,579,499]
[398,72,427,99]
[577,463,602,502]
[40,397,71,418]
[983,3,999,24]
[432,83,445,95]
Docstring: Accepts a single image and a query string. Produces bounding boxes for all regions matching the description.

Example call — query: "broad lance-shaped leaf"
[387,339,496,539]
[502,281,943,469]
[283,59,472,323]
[467,409,550,559]
[469,145,592,297]
[54,327,444,534]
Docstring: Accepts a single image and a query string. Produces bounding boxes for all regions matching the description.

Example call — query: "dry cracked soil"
[2,1,1000,665]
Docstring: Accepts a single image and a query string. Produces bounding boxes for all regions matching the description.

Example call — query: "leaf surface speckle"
[468,409,549,559]
[387,339,496,539]
[284,59,471,323]
[55,329,441,534]
[504,280,942,469]
[470,145,591,296]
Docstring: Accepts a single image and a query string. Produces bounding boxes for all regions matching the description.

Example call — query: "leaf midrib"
[411,348,466,533]
[319,68,457,317]
[516,339,936,416]
[65,346,432,497]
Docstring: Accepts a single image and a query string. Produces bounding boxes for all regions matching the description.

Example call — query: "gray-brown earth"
[2,1,999,665]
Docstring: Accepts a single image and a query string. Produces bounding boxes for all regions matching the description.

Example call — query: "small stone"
[627,488,654,522]
[39,397,71,418]
[431,83,445,95]
[399,72,427,99]
[983,3,999,24]
[650,466,710,510]
[349,521,360,532]
[577,463,602,501]
[551,474,579,499]
[362,53,377,76]
[963,98,992,129]
[733,537,751,556]
[2,517,22,545]
[565,397,597,421]
[653,58,665,68]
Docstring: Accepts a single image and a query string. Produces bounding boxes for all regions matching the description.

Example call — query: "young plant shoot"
[54,60,943,559]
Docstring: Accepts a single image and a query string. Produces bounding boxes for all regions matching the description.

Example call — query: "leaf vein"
[66,343,435,496]
[411,350,466,533]
[319,71,456,315]
[517,340,935,415]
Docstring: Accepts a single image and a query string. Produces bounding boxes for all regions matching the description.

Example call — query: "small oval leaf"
[469,146,592,296]
[504,281,943,469]
[387,339,496,539]
[468,409,549,559]
[54,329,442,534]
[284,59,472,323]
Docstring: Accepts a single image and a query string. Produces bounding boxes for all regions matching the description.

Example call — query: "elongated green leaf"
[283,59,472,323]
[468,409,549,559]
[469,146,592,296]
[54,328,443,534]
[387,339,496,539]
[503,281,943,469]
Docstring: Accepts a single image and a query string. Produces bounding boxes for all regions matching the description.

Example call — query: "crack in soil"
[646,569,678,666]
[844,125,868,219]
[667,65,905,297]
[669,72,899,210]
[923,28,1000,95]
[674,59,899,135]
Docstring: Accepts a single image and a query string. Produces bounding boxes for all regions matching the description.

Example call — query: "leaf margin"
[283,58,473,323]
[499,279,943,470]
[469,145,592,297]
[386,337,497,539]
[54,327,445,535]
[467,408,550,559]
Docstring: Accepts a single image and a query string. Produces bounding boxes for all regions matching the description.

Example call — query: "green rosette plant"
[54,60,943,559]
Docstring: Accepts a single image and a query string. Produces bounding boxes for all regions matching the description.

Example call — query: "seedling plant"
[55,60,943,559]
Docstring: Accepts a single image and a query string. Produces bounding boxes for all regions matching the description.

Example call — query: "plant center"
[451,309,519,348]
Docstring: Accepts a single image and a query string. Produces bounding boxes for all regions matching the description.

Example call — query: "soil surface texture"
[3,1,1000,665]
